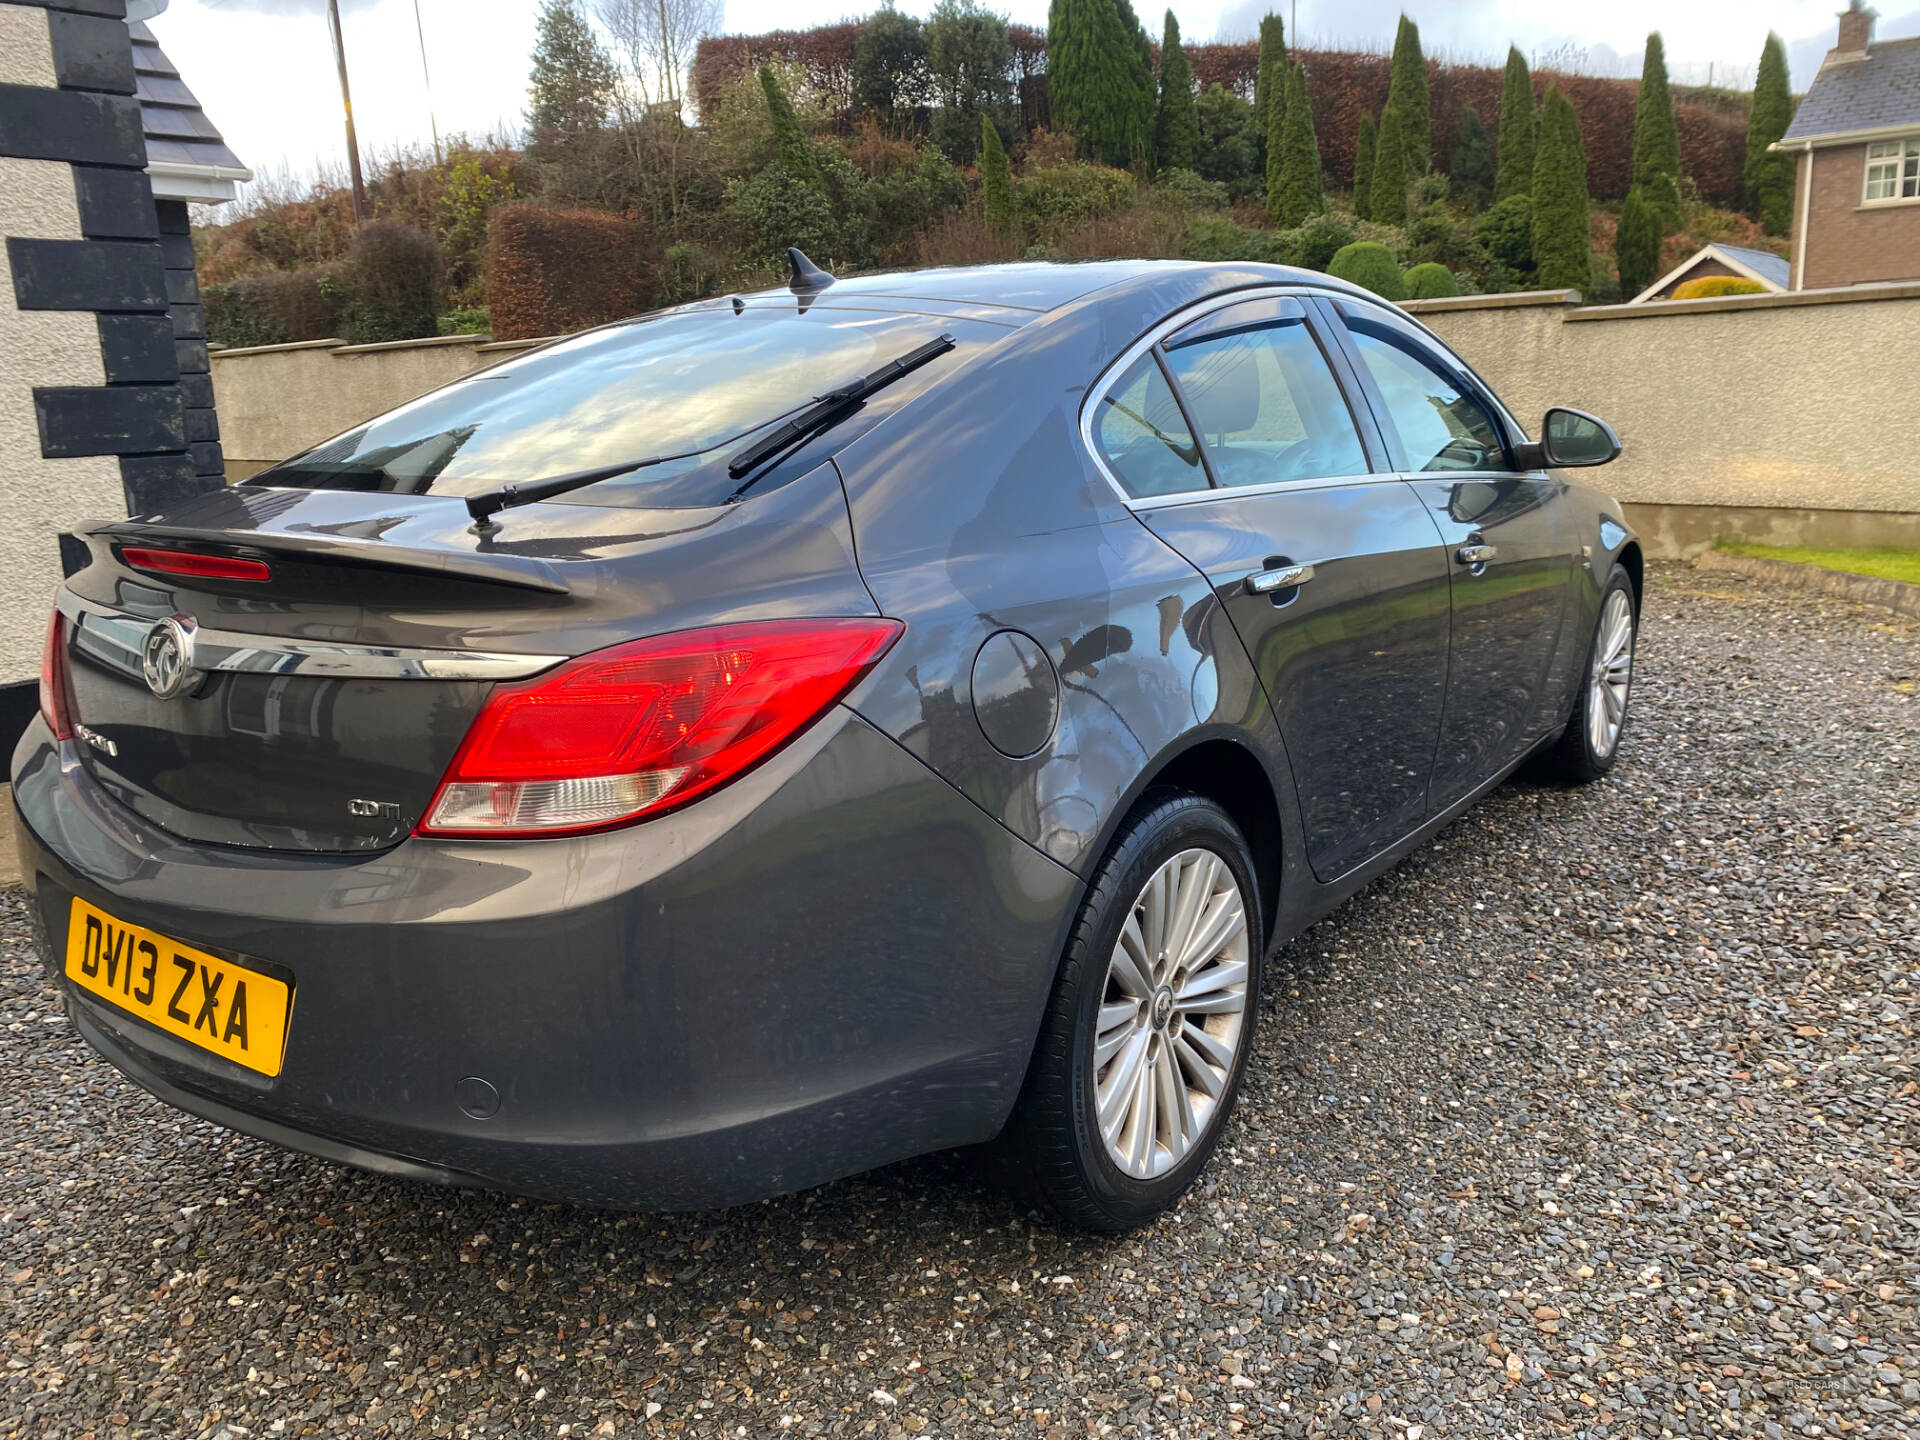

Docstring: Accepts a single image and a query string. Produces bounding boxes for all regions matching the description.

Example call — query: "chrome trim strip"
[1123,471,1399,509]
[56,593,565,682]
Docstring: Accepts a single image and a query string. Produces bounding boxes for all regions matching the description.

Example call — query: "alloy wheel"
[1586,587,1635,760]
[1093,848,1250,1179]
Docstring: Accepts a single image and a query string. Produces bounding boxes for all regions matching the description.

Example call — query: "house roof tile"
[129,19,248,178]
[1784,35,1920,142]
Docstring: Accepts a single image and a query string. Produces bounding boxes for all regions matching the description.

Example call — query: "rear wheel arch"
[1131,737,1283,950]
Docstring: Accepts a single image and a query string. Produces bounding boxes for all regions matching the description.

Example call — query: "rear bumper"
[11,709,1081,1210]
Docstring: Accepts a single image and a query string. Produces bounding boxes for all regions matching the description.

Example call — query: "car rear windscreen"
[247,304,998,508]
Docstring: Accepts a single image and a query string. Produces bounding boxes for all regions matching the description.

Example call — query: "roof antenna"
[787,247,835,293]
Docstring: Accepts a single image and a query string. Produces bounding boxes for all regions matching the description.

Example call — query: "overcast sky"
[161,0,1920,197]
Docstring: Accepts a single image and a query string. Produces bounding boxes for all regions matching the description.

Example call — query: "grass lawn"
[1714,539,1920,587]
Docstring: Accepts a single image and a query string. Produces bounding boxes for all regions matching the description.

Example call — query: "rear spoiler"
[83,520,571,595]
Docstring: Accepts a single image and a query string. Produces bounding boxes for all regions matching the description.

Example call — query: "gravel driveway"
[4,564,1915,1440]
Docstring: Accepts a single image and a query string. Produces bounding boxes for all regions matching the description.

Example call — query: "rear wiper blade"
[726,333,956,487]
[464,455,683,528]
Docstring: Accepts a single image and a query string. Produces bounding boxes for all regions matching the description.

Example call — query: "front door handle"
[1455,543,1498,566]
[1244,562,1315,595]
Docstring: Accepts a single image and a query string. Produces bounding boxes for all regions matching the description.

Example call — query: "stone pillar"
[0,0,219,740]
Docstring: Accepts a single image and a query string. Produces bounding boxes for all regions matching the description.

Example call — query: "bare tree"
[594,0,719,115]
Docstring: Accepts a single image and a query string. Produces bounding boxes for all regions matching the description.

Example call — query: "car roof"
[728,259,1371,324]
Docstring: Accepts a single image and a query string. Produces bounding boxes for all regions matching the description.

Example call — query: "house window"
[1864,137,1920,201]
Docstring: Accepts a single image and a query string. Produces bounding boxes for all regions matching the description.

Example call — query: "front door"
[1093,295,1451,882]
[1324,299,1573,812]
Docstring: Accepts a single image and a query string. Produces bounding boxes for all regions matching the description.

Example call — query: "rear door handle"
[1455,543,1497,566]
[1244,563,1314,595]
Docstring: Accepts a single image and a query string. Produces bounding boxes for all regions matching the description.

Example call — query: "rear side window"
[1339,305,1509,473]
[248,306,997,509]
[1161,299,1368,489]
[1090,352,1207,498]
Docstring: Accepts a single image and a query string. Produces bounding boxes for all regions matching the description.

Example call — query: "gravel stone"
[2,564,1915,1439]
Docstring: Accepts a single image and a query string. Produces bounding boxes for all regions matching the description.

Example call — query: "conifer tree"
[527,0,616,156]
[1047,0,1155,168]
[1450,104,1493,210]
[1494,45,1536,202]
[1154,10,1199,173]
[1267,63,1323,226]
[1353,112,1377,219]
[981,113,1016,237]
[1614,186,1661,298]
[1531,86,1591,292]
[1385,14,1430,173]
[1745,32,1795,235]
[1369,103,1408,226]
[1254,14,1287,163]
[759,65,820,185]
[1633,33,1681,231]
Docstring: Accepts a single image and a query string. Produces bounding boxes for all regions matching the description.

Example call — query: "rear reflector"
[418,617,903,838]
[119,546,271,582]
[39,609,72,741]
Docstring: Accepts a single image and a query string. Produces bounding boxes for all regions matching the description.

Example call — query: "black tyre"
[1537,562,1638,784]
[1002,791,1263,1231]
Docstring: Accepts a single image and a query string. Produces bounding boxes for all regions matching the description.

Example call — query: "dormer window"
[1864,137,1920,202]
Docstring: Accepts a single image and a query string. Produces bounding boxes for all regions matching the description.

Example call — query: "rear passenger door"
[1322,299,1573,814]
[1091,294,1452,883]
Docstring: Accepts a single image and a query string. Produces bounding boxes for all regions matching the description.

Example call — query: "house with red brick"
[1775,3,1920,290]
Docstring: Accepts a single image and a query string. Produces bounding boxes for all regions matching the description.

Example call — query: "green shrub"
[1402,262,1458,299]
[1369,104,1408,226]
[656,242,725,307]
[726,161,846,268]
[335,220,442,345]
[981,114,1016,236]
[1181,213,1297,264]
[1194,83,1262,198]
[1530,87,1591,292]
[436,307,489,336]
[1614,187,1662,298]
[1670,275,1764,300]
[203,267,340,348]
[1013,161,1135,245]
[1292,211,1357,271]
[1327,240,1406,300]
[1150,167,1227,214]
[1475,193,1534,273]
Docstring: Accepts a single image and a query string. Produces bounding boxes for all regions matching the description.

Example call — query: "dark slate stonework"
[97,313,177,382]
[1,0,225,527]
[35,383,186,456]
[73,164,157,238]
[0,84,142,166]
[7,236,166,311]
[46,10,137,94]
[118,453,204,515]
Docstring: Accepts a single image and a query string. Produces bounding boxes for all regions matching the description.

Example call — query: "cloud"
[194,0,379,14]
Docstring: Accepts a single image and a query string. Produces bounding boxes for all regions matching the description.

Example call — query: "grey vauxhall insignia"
[13,258,1640,1230]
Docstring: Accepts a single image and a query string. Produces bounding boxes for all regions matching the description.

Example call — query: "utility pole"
[413,0,441,166]
[327,0,369,222]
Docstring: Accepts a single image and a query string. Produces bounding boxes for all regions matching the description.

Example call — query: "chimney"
[1837,2,1876,56]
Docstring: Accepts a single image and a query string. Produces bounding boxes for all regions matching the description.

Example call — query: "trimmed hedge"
[335,220,443,345]
[1326,240,1405,300]
[204,268,339,348]
[487,204,658,341]
[1402,262,1459,299]
[1670,275,1764,300]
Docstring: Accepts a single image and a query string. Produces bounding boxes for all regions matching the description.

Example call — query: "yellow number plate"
[64,898,291,1077]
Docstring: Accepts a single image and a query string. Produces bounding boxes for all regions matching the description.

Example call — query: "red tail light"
[418,617,903,838]
[119,546,271,582]
[39,609,73,741]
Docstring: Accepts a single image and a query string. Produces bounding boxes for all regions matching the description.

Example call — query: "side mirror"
[1533,407,1621,468]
